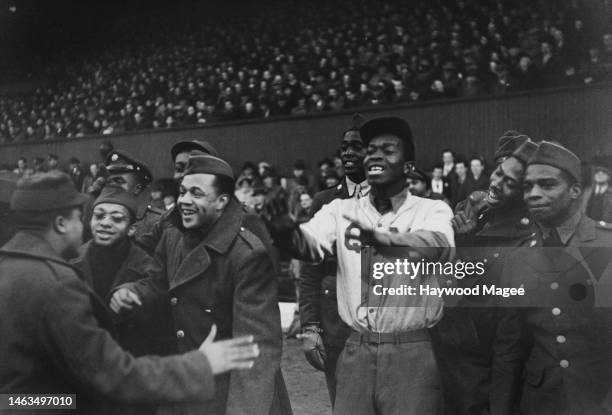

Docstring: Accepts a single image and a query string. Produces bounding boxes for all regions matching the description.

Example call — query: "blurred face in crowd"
[325,175,340,188]
[340,130,366,180]
[486,156,525,207]
[17,159,26,169]
[455,162,467,179]
[299,193,313,210]
[364,134,410,189]
[59,208,84,259]
[91,203,133,247]
[407,178,427,197]
[432,167,443,180]
[471,159,484,177]
[593,168,610,185]
[319,162,332,177]
[178,173,228,230]
[524,164,581,227]
[442,151,454,165]
[89,163,99,177]
[48,158,58,168]
[174,151,190,179]
[107,172,141,193]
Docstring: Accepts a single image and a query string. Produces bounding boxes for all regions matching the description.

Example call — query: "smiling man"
[110,154,291,415]
[74,185,173,357]
[290,117,454,415]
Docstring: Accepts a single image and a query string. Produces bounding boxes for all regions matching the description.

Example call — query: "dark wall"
[2,84,611,179]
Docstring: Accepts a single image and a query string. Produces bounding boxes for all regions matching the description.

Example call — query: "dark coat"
[491,215,612,415]
[432,193,536,415]
[299,178,352,347]
[73,240,174,357]
[580,185,612,223]
[126,199,292,415]
[0,232,214,415]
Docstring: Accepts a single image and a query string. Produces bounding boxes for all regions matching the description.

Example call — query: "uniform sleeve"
[38,276,214,404]
[295,199,340,262]
[226,247,283,415]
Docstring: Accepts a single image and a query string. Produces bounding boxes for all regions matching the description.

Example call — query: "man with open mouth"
[288,116,454,415]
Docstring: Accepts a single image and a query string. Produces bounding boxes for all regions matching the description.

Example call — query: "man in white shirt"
[292,117,454,415]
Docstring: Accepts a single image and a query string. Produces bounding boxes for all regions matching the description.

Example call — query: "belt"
[350,329,429,344]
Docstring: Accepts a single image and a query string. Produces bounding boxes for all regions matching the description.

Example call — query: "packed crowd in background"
[0,0,611,143]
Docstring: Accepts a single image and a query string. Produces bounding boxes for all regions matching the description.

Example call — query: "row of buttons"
[551,307,569,368]
[172,299,213,338]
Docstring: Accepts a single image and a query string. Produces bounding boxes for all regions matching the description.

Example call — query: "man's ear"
[216,194,230,211]
[127,224,137,238]
[569,182,582,200]
[54,215,67,234]
[404,161,415,175]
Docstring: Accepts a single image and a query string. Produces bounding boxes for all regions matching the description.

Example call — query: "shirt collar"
[367,187,409,214]
[345,176,370,198]
[540,210,582,245]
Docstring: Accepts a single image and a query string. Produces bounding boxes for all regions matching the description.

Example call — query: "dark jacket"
[580,185,612,224]
[432,191,536,415]
[0,232,214,415]
[73,240,174,357]
[126,199,292,415]
[491,215,612,415]
[299,178,352,347]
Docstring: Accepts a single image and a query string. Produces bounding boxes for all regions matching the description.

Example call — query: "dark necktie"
[543,228,563,247]
[374,197,392,215]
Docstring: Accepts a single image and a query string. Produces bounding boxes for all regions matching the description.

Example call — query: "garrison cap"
[185,155,235,182]
[527,141,581,183]
[494,130,530,162]
[511,140,539,165]
[10,171,89,212]
[105,149,153,185]
[171,140,219,160]
[359,117,415,160]
[93,185,140,219]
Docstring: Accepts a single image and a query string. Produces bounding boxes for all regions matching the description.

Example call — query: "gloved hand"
[300,325,326,371]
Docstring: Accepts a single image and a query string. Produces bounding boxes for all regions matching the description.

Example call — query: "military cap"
[359,117,415,160]
[343,113,366,136]
[105,149,153,185]
[10,171,89,212]
[93,185,140,219]
[406,167,428,183]
[185,155,235,182]
[0,171,18,205]
[170,140,219,160]
[511,140,539,165]
[527,141,581,183]
[494,130,530,162]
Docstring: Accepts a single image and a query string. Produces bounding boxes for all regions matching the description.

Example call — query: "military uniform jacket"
[126,199,292,415]
[73,240,174,357]
[0,232,214,415]
[491,215,612,415]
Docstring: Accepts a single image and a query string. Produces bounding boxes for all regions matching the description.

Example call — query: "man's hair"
[13,207,79,230]
[455,159,467,167]
[18,157,26,163]
[441,149,454,157]
[213,175,235,197]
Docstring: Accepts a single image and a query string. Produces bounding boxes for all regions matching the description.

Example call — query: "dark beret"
[10,171,89,212]
[94,185,140,219]
[171,140,219,160]
[511,140,539,165]
[494,130,530,162]
[185,155,235,182]
[105,149,153,185]
[359,117,415,160]
[527,141,581,183]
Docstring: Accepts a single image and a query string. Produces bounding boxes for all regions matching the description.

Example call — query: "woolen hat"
[10,171,90,212]
[527,141,581,183]
[93,185,140,218]
[511,140,539,165]
[494,130,530,162]
[359,117,415,160]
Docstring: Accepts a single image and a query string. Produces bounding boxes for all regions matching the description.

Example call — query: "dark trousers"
[334,331,442,415]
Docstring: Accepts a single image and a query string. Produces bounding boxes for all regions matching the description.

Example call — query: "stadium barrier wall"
[1,83,611,179]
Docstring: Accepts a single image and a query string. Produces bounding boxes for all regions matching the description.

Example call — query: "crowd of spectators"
[1,0,611,143]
